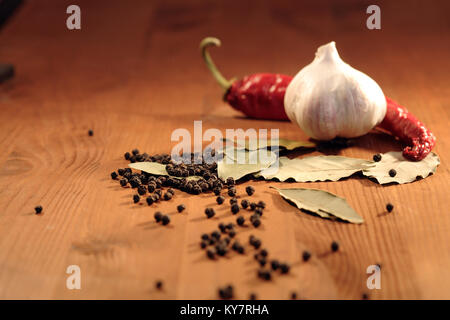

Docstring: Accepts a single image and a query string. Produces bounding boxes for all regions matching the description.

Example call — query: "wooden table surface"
[0,0,449,300]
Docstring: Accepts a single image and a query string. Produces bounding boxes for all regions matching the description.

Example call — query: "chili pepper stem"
[200,37,233,92]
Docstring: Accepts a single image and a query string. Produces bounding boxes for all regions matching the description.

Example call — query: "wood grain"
[0,0,449,299]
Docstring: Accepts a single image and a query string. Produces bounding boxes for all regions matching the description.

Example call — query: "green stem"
[200,37,233,92]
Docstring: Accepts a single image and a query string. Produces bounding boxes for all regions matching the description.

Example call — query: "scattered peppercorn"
[34,206,43,214]
[258,258,267,267]
[207,249,215,260]
[231,204,240,214]
[280,263,290,274]
[228,188,236,197]
[218,223,227,233]
[216,196,225,205]
[260,249,268,257]
[258,269,271,281]
[226,177,235,186]
[154,211,162,222]
[252,239,261,249]
[252,218,261,228]
[137,185,147,195]
[120,178,127,187]
[177,204,186,213]
[302,250,311,262]
[271,260,280,271]
[249,293,257,300]
[111,171,118,180]
[228,230,236,238]
[205,208,215,218]
[290,292,297,300]
[386,203,394,213]
[236,216,245,226]
[200,241,208,249]
[132,149,139,155]
[229,197,238,205]
[155,280,163,290]
[218,285,234,299]
[201,234,209,241]
[241,199,249,209]
[146,196,154,206]
[246,185,255,196]
[226,223,234,230]
[389,169,397,177]
[255,207,263,216]
[88,129,94,136]
[124,152,131,160]
[133,194,140,203]
[362,293,369,300]
[373,153,382,162]
[161,215,170,225]
[163,192,172,201]
[257,201,266,209]
[250,202,257,211]
[331,241,339,252]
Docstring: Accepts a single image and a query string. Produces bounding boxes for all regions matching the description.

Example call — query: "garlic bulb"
[284,41,387,140]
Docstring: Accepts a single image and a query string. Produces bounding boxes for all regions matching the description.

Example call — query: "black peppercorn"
[291,292,297,300]
[386,203,394,213]
[138,185,147,195]
[228,188,236,197]
[257,201,266,209]
[280,263,290,274]
[226,223,234,230]
[155,280,163,290]
[161,215,170,225]
[373,154,382,162]
[205,208,215,218]
[216,245,227,256]
[124,152,131,160]
[260,249,268,257]
[111,171,118,180]
[362,293,369,300]
[147,183,156,193]
[216,196,225,205]
[133,194,140,203]
[201,233,209,241]
[34,205,43,214]
[258,269,271,281]
[211,231,221,240]
[250,202,257,211]
[331,241,339,252]
[228,230,236,238]
[213,187,221,196]
[146,196,154,206]
[252,218,261,228]
[120,178,127,187]
[167,188,175,195]
[200,241,208,249]
[241,199,249,209]
[229,197,238,205]
[258,258,267,267]
[231,204,240,214]
[177,204,186,213]
[389,169,397,177]
[249,293,257,300]
[154,211,162,222]
[163,192,172,201]
[88,129,94,136]
[206,249,215,260]
[302,250,311,262]
[246,186,255,196]
[226,177,235,186]
[132,149,139,155]
[255,207,263,216]
[271,260,280,271]
[236,216,245,226]
[252,239,261,249]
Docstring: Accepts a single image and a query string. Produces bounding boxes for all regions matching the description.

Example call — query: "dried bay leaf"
[218,148,277,180]
[256,156,374,182]
[362,151,440,184]
[128,162,202,180]
[273,187,364,224]
[223,138,316,151]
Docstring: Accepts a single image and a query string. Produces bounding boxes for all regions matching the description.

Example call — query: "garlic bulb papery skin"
[284,41,387,140]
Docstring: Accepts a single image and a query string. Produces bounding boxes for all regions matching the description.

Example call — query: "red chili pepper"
[201,38,436,160]
[200,37,291,120]
[378,97,436,161]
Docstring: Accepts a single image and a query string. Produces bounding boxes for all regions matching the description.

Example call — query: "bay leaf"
[223,138,315,151]
[128,162,201,180]
[273,187,364,224]
[218,148,277,180]
[362,151,440,184]
[256,156,374,182]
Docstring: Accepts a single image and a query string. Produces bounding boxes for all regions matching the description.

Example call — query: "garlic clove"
[284,42,387,140]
